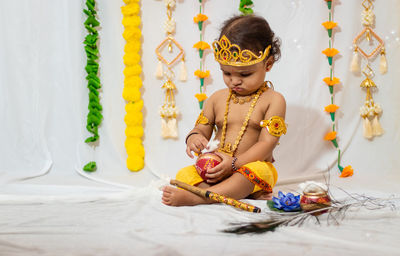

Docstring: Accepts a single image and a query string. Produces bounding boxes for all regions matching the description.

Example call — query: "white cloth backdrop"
[1,0,399,188]
[1,1,400,255]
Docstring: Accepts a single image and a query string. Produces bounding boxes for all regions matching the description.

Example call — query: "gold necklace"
[218,84,267,156]
[231,93,254,104]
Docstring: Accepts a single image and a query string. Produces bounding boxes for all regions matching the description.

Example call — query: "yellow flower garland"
[121,0,144,171]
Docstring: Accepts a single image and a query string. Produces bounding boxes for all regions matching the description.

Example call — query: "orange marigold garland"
[322,0,353,177]
[193,0,210,109]
[121,0,144,171]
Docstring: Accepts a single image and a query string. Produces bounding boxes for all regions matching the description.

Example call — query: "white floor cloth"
[1,0,400,255]
[1,184,399,256]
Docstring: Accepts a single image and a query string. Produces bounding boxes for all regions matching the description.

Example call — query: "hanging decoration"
[351,0,386,139]
[83,0,103,172]
[155,0,186,139]
[193,0,210,109]
[322,0,353,177]
[121,0,145,171]
[238,0,254,15]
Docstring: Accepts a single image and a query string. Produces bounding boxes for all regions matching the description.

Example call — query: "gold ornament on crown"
[212,35,270,66]
[350,0,386,139]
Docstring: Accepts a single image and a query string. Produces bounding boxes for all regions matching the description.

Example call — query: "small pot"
[195,152,221,180]
[300,190,331,216]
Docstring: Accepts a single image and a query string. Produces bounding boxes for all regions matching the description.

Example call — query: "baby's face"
[220,61,267,96]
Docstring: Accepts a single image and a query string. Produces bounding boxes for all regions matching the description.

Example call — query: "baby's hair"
[219,15,281,63]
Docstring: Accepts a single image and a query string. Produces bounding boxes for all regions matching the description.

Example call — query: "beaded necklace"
[218,83,267,156]
[231,93,256,104]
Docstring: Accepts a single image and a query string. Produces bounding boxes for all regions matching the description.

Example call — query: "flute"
[170,179,261,213]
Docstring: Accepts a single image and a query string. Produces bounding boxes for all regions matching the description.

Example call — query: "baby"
[162,14,286,206]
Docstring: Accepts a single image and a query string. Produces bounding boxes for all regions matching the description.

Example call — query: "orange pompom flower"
[325,104,339,122]
[322,48,339,65]
[325,104,339,113]
[325,0,332,9]
[193,41,210,58]
[194,70,210,87]
[322,48,339,57]
[339,165,354,178]
[194,14,208,31]
[323,77,340,86]
[323,77,340,94]
[194,70,210,78]
[324,131,338,148]
[322,21,337,30]
[195,93,208,102]
[195,93,207,109]
[322,21,337,37]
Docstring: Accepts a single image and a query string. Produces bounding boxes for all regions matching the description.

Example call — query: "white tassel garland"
[372,115,384,136]
[379,53,388,74]
[363,117,373,139]
[161,118,169,138]
[167,118,178,139]
[350,50,361,73]
[156,60,164,79]
[179,60,187,82]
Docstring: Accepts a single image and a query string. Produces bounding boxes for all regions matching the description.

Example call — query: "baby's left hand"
[205,152,233,183]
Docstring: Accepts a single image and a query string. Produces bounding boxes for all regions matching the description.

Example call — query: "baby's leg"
[162,173,254,206]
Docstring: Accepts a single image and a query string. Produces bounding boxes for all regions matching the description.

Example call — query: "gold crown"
[212,35,271,66]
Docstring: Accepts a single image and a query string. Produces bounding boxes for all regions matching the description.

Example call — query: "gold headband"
[212,35,271,66]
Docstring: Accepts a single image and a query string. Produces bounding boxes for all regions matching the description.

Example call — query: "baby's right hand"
[186,134,209,158]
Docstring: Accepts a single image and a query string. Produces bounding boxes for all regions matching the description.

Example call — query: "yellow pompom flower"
[125,137,142,147]
[127,155,144,172]
[124,75,142,88]
[126,144,145,157]
[340,165,354,178]
[125,100,143,113]
[194,70,210,78]
[121,3,140,16]
[123,28,141,41]
[124,65,142,77]
[123,52,141,66]
[122,87,141,102]
[125,42,141,53]
[124,112,143,126]
[122,16,141,28]
[123,0,140,4]
[125,126,144,138]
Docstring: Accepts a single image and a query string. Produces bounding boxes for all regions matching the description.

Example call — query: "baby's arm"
[185,95,216,158]
[235,91,286,167]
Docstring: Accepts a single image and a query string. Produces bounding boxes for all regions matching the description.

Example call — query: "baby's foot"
[247,191,273,200]
[162,186,205,206]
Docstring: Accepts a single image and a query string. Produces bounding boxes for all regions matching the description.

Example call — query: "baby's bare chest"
[214,101,267,131]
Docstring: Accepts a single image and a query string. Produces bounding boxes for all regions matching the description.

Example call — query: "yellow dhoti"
[175,161,278,194]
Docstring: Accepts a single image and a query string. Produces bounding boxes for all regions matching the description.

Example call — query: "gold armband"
[260,116,287,137]
[195,111,212,126]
